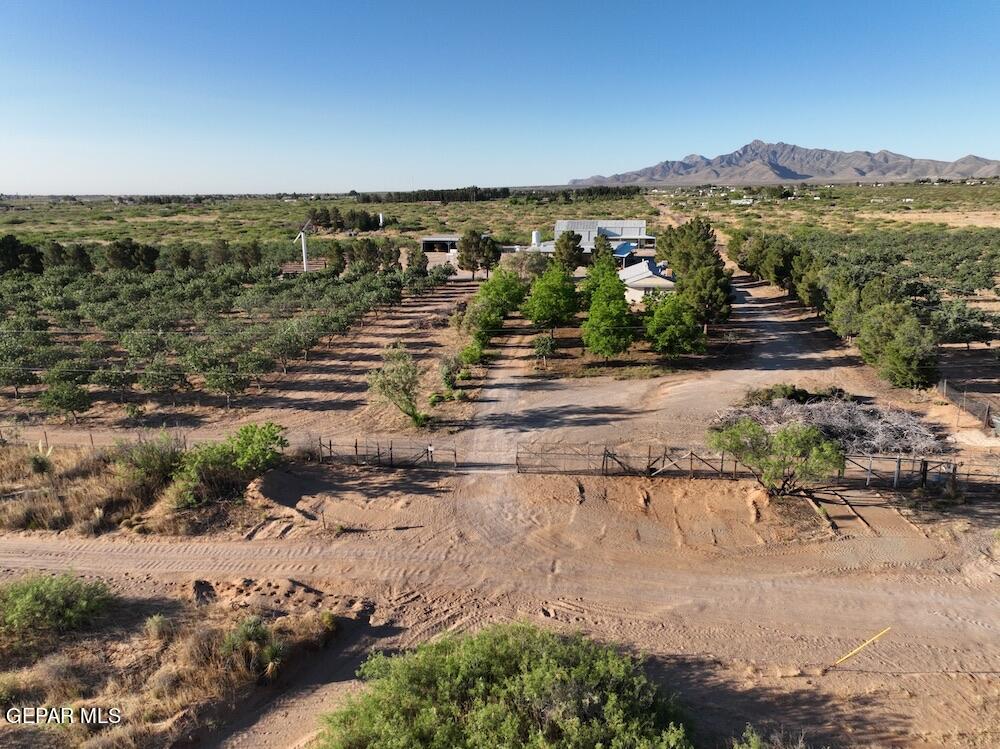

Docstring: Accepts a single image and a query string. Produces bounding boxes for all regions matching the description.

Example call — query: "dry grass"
[0,439,184,535]
[0,594,340,748]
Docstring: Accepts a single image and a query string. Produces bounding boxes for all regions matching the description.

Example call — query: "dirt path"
[0,475,996,748]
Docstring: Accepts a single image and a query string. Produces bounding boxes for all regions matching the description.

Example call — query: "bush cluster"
[173,423,288,508]
[319,623,692,749]
[0,573,112,635]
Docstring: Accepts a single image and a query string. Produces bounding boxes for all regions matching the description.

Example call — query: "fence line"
[2,428,998,495]
[938,379,997,432]
[514,443,1000,494]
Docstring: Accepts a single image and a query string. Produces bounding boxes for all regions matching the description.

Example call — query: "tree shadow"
[644,652,909,748]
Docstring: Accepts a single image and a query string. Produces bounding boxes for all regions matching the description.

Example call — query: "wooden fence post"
[919,459,928,488]
[893,457,901,488]
[866,456,873,487]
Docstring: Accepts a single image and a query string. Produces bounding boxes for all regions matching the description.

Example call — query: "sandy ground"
[0,467,996,748]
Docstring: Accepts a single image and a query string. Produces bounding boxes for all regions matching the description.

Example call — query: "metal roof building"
[554,219,655,253]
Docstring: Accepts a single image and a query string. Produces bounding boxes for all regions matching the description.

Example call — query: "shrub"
[144,613,173,642]
[367,344,427,427]
[227,422,289,473]
[29,451,53,475]
[0,672,30,708]
[708,419,845,496]
[221,615,285,680]
[0,573,111,635]
[33,653,87,702]
[172,423,287,508]
[731,725,811,749]
[319,622,692,749]
[459,341,484,366]
[439,354,462,389]
[113,436,184,504]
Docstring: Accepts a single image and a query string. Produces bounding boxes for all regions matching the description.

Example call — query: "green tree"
[521,265,578,332]
[318,623,692,749]
[827,282,863,339]
[204,366,249,409]
[582,275,634,360]
[137,354,187,406]
[456,229,483,279]
[39,382,92,424]
[676,265,731,324]
[644,293,705,359]
[932,300,995,349]
[477,236,501,278]
[857,302,939,388]
[708,419,844,496]
[553,230,583,271]
[579,252,618,309]
[405,246,429,277]
[532,333,555,369]
[591,233,613,262]
[92,365,138,403]
[878,315,939,388]
[367,343,427,427]
[0,357,37,399]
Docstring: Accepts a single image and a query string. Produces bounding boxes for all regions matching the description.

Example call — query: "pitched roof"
[618,259,674,286]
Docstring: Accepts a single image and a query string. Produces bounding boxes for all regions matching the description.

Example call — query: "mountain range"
[569,141,1000,186]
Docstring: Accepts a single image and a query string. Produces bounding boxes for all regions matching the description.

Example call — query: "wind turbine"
[293,220,312,272]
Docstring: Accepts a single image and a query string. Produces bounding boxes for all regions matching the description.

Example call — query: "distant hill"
[569,140,1000,186]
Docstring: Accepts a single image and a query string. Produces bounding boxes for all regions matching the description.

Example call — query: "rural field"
[1,185,998,749]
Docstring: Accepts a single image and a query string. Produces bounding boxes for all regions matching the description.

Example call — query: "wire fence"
[2,429,998,497]
[513,442,1000,494]
[938,379,997,433]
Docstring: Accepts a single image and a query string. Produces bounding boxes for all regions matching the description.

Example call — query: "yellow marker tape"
[832,626,892,667]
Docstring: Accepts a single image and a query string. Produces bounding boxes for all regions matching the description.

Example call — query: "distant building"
[729,198,754,206]
[419,234,461,254]
[518,219,655,260]
[554,219,655,254]
[618,260,675,304]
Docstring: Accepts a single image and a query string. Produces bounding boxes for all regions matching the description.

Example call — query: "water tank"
[531,230,541,246]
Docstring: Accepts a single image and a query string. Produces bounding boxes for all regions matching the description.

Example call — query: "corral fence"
[301,436,458,469]
[514,442,1000,494]
[938,379,997,433]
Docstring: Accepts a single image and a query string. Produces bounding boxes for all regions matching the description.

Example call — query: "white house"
[618,260,675,305]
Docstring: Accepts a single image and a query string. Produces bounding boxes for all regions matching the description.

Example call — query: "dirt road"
[0,469,996,748]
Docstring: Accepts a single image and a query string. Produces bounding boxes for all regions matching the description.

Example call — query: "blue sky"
[2,1,998,193]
